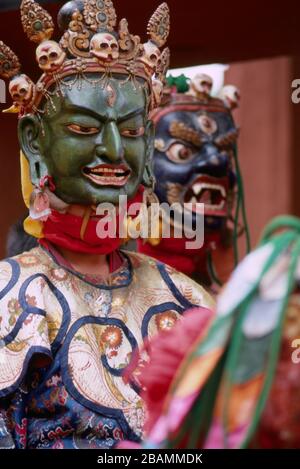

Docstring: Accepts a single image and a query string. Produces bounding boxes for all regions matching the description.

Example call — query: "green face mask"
[18,74,155,206]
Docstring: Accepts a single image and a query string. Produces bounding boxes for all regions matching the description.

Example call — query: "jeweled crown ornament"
[0,0,170,116]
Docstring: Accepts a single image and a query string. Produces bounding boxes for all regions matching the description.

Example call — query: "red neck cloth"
[40,187,144,255]
[138,232,221,277]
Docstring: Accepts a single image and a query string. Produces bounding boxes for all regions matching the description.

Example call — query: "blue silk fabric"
[0,247,213,448]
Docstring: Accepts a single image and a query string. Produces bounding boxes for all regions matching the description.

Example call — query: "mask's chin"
[52,174,140,207]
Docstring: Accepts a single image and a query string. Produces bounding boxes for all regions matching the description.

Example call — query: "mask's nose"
[193,143,229,177]
[95,121,124,163]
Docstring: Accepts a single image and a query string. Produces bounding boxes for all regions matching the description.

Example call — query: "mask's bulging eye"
[67,124,99,135]
[121,127,145,138]
[166,143,195,163]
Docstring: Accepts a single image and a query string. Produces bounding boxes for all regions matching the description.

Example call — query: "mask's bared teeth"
[82,165,131,187]
[192,184,202,196]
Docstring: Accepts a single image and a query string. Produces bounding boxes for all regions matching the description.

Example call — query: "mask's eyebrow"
[63,102,145,124]
[117,108,145,124]
[215,128,239,147]
[63,102,107,123]
[169,121,202,148]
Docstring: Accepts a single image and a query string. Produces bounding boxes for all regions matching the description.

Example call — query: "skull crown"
[9,75,35,108]
[179,72,241,111]
[189,74,214,99]
[90,33,120,64]
[139,41,162,75]
[0,0,171,116]
[36,41,66,73]
[219,85,241,110]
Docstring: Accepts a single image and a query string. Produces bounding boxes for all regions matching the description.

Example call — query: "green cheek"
[29,76,152,205]
[124,140,146,174]
[40,139,147,206]
[44,137,95,177]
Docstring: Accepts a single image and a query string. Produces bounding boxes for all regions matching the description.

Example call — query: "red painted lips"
[83,164,131,187]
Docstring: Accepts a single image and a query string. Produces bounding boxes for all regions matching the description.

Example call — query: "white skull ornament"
[152,78,163,108]
[190,73,213,98]
[90,33,119,64]
[140,41,161,74]
[219,85,241,110]
[36,40,66,73]
[9,74,35,106]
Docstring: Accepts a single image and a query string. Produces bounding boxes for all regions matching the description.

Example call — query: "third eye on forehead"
[60,80,146,122]
[196,111,234,133]
[62,100,146,126]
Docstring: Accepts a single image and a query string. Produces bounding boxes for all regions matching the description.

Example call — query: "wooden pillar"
[0,112,24,258]
[226,56,294,246]
[291,56,300,218]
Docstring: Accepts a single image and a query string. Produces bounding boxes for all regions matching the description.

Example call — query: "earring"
[29,175,55,222]
[123,187,161,243]
[29,187,51,222]
[142,187,162,244]
[146,216,163,246]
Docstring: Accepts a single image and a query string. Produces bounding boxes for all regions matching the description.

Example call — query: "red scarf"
[138,232,221,277]
[40,188,144,255]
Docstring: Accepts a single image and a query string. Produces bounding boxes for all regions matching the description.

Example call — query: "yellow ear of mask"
[20,150,44,239]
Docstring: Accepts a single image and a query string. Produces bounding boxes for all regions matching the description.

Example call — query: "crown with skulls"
[0,0,171,117]
[163,72,241,111]
[188,73,241,110]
